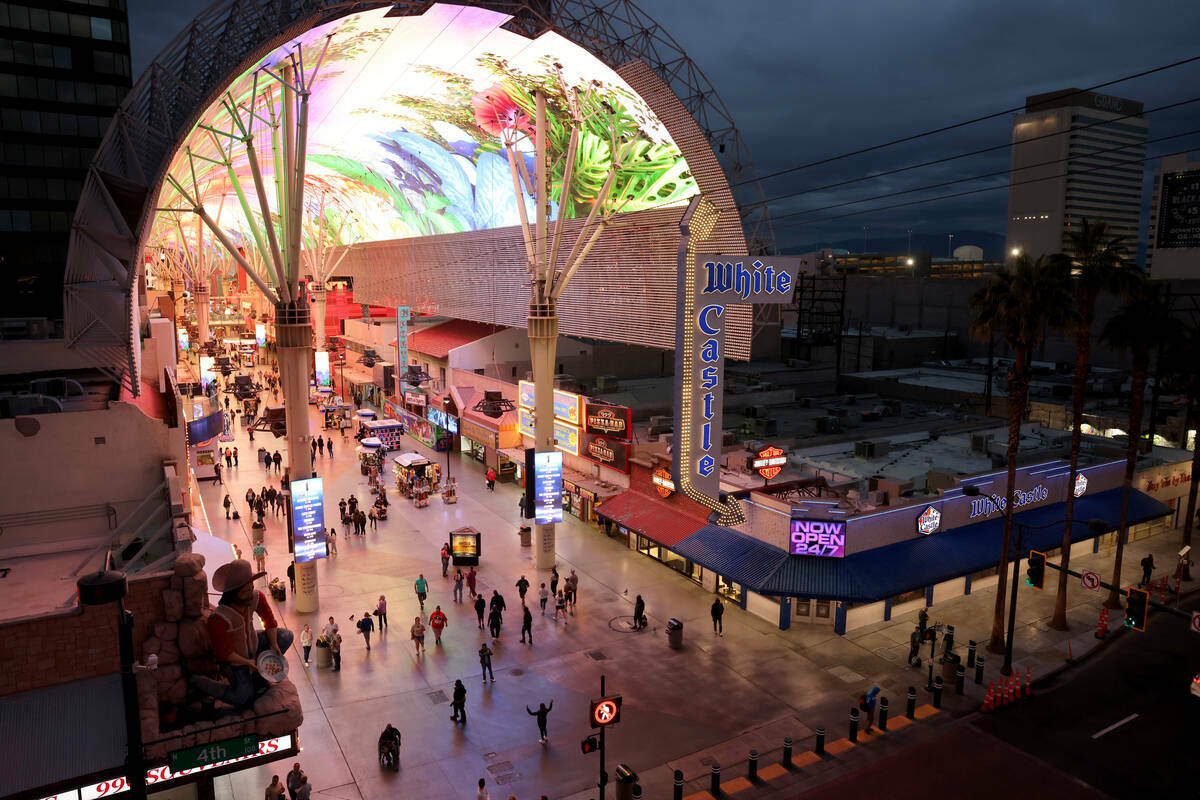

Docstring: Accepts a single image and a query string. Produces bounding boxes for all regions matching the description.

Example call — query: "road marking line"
[1091,713,1138,739]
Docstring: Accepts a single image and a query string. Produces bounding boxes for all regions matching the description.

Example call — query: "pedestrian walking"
[441,543,451,577]
[326,437,333,458]
[214,461,222,485]
[376,595,388,630]
[485,467,496,491]
[263,449,271,471]
[488,605,503,638]
[918,607,929,640]
[520,603,533,645]
[300,624,313,666]
[429,605,447,645]
[330,627,342,671]
[294,775,310,800]
[859,686,880,733]
[538,583,549,614]
[414,574,429,610]
[328,527,338,555]
[450,679,467,724]
[527,700,553,743]
[711,597,724,636]
[246,488,256,514]
[453,569,465,602]
[1140,553,1156,587]
[286,561,295,593]
[265,775,285,800]
[224,448,233,468]
[466,566,478,598]
[553,590,567,623]
[476,778,489,800]
[338,498,347,520]
[907,626,921,666]
[474,594,486,629]
[356,610,374,650]
[368,507,378,530]
[549,567,559,598]
[489,590,506,622]
[223,493,233,519]
[252,543,267,574]
[273,450,282,472]
[232,446,239,466]
[317,437,325,456]
[632,594,646,631]
[286,764,303,800]
[515,575,530,603]
[478,643,494,683]
[411,616,426,655]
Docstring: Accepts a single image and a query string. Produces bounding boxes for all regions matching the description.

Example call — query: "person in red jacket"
[429,605,448,645]
[485,468,496,491]
[191,559,294,708]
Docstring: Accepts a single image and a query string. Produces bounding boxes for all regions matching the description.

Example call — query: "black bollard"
[933,676,944,709]
[944,624,955,653]
[748,749,758,782]
[967,639,977,669]
[783,737,793,769]
[710,763,721,796]
[849,707,860,743]
[926,661,935,691]
[673,769,684,800]
[906,686,916,719]
[975,654,985,685]
[632,785,643,800]
[955,665,966,696]
[879,697,889,731]
[815,726,826,756]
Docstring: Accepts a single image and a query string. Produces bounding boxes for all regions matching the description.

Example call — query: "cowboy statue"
[190,558,293,709]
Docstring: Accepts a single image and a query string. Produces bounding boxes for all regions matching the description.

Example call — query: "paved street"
[189,385,1198,800]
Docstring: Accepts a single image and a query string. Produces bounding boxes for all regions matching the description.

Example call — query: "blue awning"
[674,488,1169,603]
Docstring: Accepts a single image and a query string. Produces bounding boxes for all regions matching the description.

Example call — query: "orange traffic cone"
[1025,667,1032,697]
[982,682,995,712]
[1002,678,1010,705]
[1013,673,1022,700]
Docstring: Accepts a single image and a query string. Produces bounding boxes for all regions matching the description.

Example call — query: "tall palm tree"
[1099,279,1181,607]
[970,255,1074,653]
[1047,219,1138,630]
[1166,322,1200,582]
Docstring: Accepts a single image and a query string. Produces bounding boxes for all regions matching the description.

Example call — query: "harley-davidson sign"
[584,403,631,440]
[581,433,630,473]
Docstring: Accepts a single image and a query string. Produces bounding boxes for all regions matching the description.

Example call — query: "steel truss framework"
[64,0,774,395]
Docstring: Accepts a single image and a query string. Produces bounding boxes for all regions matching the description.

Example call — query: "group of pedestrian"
[338,495,369,536]
[222,446,240,468]
[262,449,282,472]
[309,435,334,459]
[264,764,312,800]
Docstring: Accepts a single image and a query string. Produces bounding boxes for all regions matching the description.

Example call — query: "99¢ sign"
[589,695,623,728]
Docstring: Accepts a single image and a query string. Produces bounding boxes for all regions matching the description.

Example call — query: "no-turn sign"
[1191,612,1200,635]
[1081,570,1101,591]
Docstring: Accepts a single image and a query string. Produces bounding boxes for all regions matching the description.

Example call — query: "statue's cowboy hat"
[212,559,266,592]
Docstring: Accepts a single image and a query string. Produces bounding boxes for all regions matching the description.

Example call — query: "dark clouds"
[128,0,1200,256]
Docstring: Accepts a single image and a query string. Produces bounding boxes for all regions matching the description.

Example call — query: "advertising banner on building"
[314,350,331,387]
[404,391,427,407]
[580,433,630,473]
[519,407,535,438]
[554,419,580,455]
[290,478,327,562]
[518,380,535,409]
[584,403,631,440]
[198,355,216,392]
[532,450,564,524]
[395,306,411,395]
[1156,169,1200,249]
[553,388,582,425]
[255,323,266,347]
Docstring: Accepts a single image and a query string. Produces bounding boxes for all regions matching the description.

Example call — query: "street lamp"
[1010,247,1022,257]
[962,485,1107,676]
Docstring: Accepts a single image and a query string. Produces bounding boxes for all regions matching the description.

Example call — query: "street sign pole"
[599,673,606,800]
[1044,558,1193,622]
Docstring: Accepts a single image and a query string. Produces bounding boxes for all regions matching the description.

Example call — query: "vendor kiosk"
[393,452,442,505]
[364,418,405,451]
[358,438,384,476]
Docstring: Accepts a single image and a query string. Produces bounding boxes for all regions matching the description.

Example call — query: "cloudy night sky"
[128,0,1200,259]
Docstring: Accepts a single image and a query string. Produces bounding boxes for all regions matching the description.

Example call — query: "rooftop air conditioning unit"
[867,490,888,506]
[743,405,758,419]
[855,440,877,458]
[971,434,992,453]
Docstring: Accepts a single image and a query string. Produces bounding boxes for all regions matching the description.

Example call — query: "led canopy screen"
[152,4,699,253]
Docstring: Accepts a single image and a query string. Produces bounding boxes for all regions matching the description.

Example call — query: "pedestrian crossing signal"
[589,695,622,728]
[581,735,599,755]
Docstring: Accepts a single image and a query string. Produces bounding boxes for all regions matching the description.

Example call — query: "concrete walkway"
[188,383,1195,800]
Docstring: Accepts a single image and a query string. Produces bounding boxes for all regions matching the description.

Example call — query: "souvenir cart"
[322,399,352,429]
[392,452,441,499]
[442,476,457,504]
[357,438,383,476]
[363,418,404,451]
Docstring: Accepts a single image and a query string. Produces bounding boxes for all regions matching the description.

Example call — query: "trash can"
[941,651,961,682]
[519,526,532,547]
[666,618,683,649]
[614,764,638,800]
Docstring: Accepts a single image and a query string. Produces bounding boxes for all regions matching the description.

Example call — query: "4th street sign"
[169,734,260,772]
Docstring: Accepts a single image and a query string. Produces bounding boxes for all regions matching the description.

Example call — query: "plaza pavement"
[188,386,1194,800]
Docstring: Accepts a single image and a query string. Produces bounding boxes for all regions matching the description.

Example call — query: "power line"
[759,95,1200,207]
[768,130,1200,230]
[735,53,1200,188]
[768,124,1199,220]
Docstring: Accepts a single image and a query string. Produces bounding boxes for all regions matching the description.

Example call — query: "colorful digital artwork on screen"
[150,3,699,257]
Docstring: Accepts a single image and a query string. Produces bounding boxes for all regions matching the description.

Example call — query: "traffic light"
[1123,587,1148,631]
[1026,550,1046,590]
[581,735,599,755]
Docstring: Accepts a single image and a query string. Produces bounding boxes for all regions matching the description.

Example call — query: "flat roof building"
[1005,89,1147,261]
[1147,153,1200,279]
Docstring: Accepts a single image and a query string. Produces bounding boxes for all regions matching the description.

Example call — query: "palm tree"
[970,255,1074,653]
[1099,279,1181,607]
[1047,219,1138,630]
[1166,322,1200,582]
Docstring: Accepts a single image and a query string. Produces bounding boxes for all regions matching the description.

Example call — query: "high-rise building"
[1004,89,1147,262]
[1147,153,1200,279]
[0,0,132,329]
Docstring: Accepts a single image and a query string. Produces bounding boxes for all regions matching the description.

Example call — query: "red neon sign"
[752,446,787,480]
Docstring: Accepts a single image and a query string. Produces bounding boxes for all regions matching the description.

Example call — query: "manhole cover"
[486,761,514,774]
[495,774,519,785]
[510,668,525,676]
[426,690,448,705]
[586,650,608,661]
[608,616,642,633]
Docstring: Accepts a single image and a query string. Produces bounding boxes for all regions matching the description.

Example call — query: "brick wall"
[0,574,169,697]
